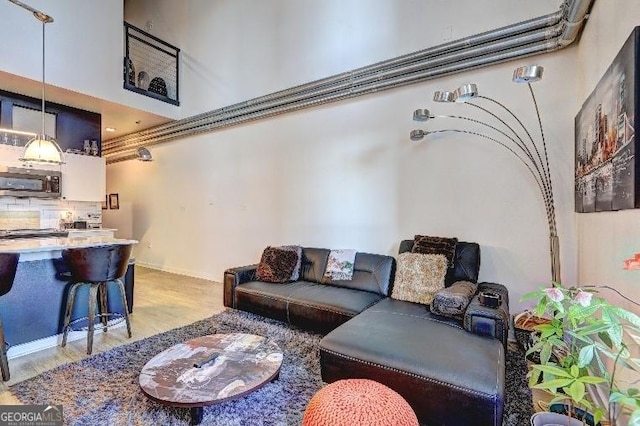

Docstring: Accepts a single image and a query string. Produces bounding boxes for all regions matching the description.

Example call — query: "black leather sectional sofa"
[223,240,510,426]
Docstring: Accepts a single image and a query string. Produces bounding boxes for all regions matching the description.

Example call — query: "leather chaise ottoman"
[319,298,505,426]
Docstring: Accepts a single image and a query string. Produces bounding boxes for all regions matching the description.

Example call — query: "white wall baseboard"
[7,322,125,359]
[135,261,220,283]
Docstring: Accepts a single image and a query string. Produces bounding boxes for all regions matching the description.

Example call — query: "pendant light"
[9,0,64,165]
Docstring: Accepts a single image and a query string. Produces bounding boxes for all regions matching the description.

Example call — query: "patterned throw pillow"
[411,235,458,268]
[323,249,357,281]
[280,245,303,280]
[391,253,448,305]
[430,280,478,319]
[256,246,299,283]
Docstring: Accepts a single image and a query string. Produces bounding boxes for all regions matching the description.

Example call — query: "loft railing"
[123,22,180,106]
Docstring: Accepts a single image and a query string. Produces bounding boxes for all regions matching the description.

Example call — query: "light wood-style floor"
[0,266,225,404]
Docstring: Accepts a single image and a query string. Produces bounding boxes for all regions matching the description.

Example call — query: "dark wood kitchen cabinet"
[0,89,101,155]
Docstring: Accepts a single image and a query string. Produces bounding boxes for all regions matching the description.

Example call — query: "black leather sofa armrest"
[223,264,258,308]
[463,282,510,347]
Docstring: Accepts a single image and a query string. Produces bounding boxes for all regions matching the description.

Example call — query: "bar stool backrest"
[0,253,19,298]
[63,245,132,283]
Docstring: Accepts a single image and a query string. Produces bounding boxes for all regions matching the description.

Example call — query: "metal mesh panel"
[123,23,179,106]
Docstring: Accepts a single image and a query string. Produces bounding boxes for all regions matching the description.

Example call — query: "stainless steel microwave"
[0,166,61,198]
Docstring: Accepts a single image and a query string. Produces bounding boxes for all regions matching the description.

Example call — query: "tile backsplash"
[0,211,39,229]
[0,198,101,230]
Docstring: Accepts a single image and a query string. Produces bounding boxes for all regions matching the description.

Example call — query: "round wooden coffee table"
[139,333,283,425]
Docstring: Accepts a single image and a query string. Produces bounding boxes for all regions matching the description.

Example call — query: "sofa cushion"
[430,280,478,319]
[323,249,356,281]
[323,252,395,296]
[235,281,308,323]
[391,253,447,305]
[287,282,384,317]
[301,248,330,283]
[234,280,385,333]
[319,297,505,426]
[411,235,458,268]
[286,282,385,332]
[256,246,299,283]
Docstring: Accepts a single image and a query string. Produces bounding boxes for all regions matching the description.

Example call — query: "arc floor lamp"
[410,65,561,283]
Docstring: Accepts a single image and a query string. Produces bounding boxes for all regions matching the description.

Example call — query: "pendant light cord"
[41,20,46,138]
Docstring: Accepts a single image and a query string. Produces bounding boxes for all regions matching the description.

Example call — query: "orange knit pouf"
[302,379,419,426]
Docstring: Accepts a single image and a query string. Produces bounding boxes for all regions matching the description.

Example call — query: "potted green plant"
[522,283,640,425]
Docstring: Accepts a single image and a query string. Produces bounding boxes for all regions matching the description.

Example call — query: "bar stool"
[61,245,133,355]
[0,253,19,381]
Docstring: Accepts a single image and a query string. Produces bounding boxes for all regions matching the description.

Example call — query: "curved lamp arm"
[411,129,554,224]
[423,112,554,211]
[462,97,555,228]
[412,65,560,283]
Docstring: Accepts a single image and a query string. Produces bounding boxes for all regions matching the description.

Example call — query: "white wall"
[102,201,133,239]
[0,0,179,119]
[575,0,640,313]
[125,0,559,118]
[107,0,578,312]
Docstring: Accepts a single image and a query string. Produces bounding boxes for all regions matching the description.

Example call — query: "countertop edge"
[0,237,139,255]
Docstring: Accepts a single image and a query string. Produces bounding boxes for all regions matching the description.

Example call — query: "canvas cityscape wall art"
[575,26,639,212]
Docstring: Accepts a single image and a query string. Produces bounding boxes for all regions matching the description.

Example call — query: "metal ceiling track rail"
[104,0,595,163]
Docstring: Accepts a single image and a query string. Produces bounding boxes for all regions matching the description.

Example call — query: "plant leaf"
[539,343,552,365]
[577,376,606,384]
[568,380,586,403]
[531,364,574,378]
[532,378,575,390]
[521,291,543,301]
[570,304,600,321]
[613,307,640,328]
[570,364,579,377]
[578,345,594,368]
[598,331,613,348]
[607,323,624,347]
[528,369,542,388]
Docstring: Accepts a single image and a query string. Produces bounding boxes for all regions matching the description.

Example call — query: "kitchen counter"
[0,236,137,261]
[66,228,117,233]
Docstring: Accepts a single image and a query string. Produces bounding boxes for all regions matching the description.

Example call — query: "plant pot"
[548,403,600,426]
[531,412,585,426]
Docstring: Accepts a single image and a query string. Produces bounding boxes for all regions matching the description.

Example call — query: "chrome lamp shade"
[512,65,544,83]
[137,147,153,161]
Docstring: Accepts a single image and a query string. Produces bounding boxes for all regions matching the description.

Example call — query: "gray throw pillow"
[430,280,477,319]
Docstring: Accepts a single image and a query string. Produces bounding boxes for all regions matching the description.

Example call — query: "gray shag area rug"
[10,309,532,425]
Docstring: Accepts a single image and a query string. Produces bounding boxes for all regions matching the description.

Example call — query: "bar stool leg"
[62,282,84,348]
[98,282,108,333]
[87,284,99,355]
[0,315,9,381]
[115,279,132,338]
